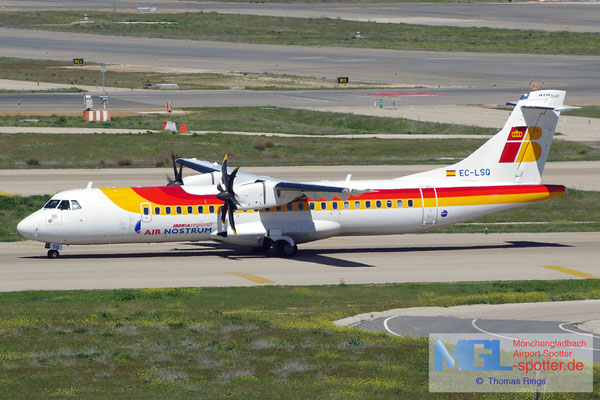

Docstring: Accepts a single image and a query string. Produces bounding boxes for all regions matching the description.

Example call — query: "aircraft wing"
[176,158,278,183]
[176,158,369,199]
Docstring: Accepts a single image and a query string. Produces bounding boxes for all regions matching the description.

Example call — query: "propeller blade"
[221,154,229,189]
[220,203,227,224]
[227,200,237,235]
[228,167,239,193]
[177,163,183,184]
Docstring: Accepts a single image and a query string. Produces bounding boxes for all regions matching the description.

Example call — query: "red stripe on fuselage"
[131,184,564,204]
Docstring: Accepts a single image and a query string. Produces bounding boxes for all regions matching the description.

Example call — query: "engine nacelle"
[234,181,300,210]
[182,172,219,186]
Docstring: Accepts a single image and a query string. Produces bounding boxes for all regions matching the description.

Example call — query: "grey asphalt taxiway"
[339,301,600,362]
[12,1,600,33]
[1,232,599,291]
[2,27,600,95]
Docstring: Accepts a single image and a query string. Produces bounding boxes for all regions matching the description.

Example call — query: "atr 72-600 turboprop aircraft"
[18,90,575,258]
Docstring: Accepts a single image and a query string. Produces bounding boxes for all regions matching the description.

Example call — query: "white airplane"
[18,90,575,258]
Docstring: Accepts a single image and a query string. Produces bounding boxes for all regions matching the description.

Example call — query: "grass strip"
[0,281,598,398]
[1,11,599,56]
[564,106,600,119]
[2,189,600,241]
[1,131,598,169]
[0,107,496,136]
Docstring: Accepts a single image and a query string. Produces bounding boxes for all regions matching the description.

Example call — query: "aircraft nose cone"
[17,214,39,240]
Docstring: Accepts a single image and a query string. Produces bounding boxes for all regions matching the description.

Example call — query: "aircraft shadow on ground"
[21,240,571,269]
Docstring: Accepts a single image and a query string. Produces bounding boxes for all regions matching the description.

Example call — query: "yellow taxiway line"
[540,265,598,279]
[224,271,275,284]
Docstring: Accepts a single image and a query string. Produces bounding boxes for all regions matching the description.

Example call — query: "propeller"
[215,154,240,235]
[166,153,184,186]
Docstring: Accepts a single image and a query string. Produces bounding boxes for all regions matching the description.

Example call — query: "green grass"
[3,190,599,241]
[1,130,599,170]
[0,57,381,90]
[0,281,598,399]
[0,107,496,136]
[0,195,49,241]
[1,11,599,56]
[566,106,600,119]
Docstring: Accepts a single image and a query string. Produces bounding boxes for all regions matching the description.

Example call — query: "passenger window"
[187,206,193,214]
[344,201,350,210]
[298,203,304,211]
[320,202,327,210]
[354,200,361,209]
[397,199,403,208]
[276,206,282,211]
[365,200,371,209]
[165,206,172,215]
[332,202,338,210]
[309,202,315,210]
[286,204,292,211]
[143,207,150,216]
[376,200,382,208]
[176,206,182,214]
[209,205,215,213]
[408,199,414,208]
[198,205,204,214]
[71,200,82,210]
[386,200,392,208]
[155,207,161,215]
[44,199,60,209]
[57,200,70,210]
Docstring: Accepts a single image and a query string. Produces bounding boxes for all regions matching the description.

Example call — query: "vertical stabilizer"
[403,90,567,184]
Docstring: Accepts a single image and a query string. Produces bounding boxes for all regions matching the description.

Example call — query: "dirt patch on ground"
[58,64,218,74]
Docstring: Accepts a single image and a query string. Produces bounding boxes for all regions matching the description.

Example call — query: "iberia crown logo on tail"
[499,126,543,163]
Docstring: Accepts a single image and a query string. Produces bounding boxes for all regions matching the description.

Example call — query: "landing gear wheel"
[47,249,59,259]
[252,238,272,254]
[275,241,298,258]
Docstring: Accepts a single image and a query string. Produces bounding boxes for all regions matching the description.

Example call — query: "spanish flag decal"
[446,170,456,177]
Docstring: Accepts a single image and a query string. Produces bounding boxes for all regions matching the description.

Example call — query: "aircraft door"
[419,187,438,226]
[141,202,152,223]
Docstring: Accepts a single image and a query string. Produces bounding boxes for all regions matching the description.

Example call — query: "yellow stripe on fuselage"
[100,188,151,213]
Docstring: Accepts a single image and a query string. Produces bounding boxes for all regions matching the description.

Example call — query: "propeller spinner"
[215,154,240,235]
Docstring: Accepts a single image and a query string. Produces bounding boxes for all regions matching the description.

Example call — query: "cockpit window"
[43,199,60,209]
[71,200,81,210]
[57,200,70,210]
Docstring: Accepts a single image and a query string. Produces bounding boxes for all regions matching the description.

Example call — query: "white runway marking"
[383,315,402,336]
[472,318,599,352]
[559,322,600,340]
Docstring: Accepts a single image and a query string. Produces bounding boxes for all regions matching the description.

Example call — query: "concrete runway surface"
[1,28,599,92]
[1,232,599,291]
[2,162,599,196]
[11,1,600,33]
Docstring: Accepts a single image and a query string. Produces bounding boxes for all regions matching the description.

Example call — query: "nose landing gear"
[45,243,62,259]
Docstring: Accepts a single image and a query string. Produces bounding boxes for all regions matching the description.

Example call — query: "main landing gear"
[252,237,298,257]
[47,249,60,259]
[275,241,298,257]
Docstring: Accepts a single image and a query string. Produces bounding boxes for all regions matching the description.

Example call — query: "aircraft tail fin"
[404,90,571,184]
